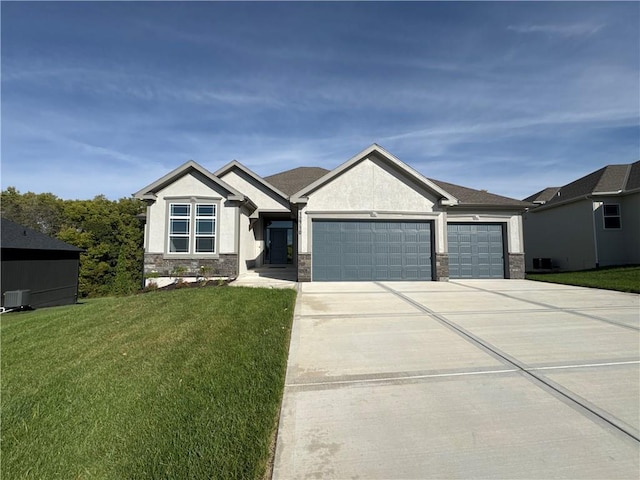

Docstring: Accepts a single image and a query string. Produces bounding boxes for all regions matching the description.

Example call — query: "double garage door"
[311,220,506,281]
[312,220,432,281]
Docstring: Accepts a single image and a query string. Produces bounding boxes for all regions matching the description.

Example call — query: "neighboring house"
[1,218,83,308]
[134,144,531,283]
[523,160,640,272]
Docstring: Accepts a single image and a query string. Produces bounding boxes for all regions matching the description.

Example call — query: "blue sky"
[2,1,638,200]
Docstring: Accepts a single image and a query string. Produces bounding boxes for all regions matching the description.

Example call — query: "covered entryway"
[265,219,293,265]
[312,220,432,281]
[448,223,505,278]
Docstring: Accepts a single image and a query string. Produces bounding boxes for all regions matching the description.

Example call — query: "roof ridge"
[621,164,633,192]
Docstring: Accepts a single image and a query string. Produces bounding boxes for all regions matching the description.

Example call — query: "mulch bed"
[144,278,234,293]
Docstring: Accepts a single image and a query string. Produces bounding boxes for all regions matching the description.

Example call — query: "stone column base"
[507,253,525,279]
[297,253,311,282]
[434,253,449,281]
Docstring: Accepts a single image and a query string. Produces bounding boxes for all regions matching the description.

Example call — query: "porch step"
[231,266,297,288]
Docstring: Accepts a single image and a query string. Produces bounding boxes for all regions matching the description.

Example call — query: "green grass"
[527,265,640,293]
[1,286,297,479]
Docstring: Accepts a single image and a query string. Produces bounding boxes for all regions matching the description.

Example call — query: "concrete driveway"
[273,280,640,479]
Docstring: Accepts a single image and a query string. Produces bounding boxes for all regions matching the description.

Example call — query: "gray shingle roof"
[533,160,640,207]
[627,160,640,191]
[264,164,529,208]
[264,167,330,196]
[1,218,83,251]
[523,187,561,204]
[428,179,532,208]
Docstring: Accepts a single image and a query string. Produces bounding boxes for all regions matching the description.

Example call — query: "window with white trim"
[195,204,216,253]
[603,204,621,229]
[169,203,191,253]
[168,202,217,253]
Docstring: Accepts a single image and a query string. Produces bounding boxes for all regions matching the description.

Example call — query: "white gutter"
[591,190,623,196]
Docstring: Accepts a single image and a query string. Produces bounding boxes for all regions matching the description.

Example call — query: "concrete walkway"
[273,280,640,479]
[230,266,297,289]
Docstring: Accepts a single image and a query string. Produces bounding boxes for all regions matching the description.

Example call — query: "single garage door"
[312,220,432,281]
[448,223,505,278]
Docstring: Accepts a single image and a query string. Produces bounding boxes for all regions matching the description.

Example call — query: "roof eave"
[215,160,290,201]
[450,202,532,211]
[591,190,623,196]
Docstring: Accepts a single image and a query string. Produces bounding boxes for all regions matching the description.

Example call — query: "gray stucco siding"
[145,171,239,255]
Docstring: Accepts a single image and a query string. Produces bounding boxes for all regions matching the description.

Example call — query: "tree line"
[1,187,145,298]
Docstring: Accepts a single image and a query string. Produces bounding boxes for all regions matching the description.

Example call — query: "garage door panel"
[405,254,418,267]
[313,221,432,281]
[448,223,504,279]
[375,254,389,266]
[389,254,403,266]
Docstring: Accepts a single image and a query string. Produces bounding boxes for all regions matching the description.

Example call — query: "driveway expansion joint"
[453,281,640,331]
[376,282,640,444]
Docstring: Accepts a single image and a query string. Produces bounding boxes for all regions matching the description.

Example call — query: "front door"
[270,228,288,264]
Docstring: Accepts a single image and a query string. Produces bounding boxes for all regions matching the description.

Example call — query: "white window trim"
[165,198,220,256]
[168,203,191,253]
[194,203,217,254]
[602,203,622,230]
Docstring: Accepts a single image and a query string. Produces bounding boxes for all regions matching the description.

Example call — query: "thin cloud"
[507,23,604,37]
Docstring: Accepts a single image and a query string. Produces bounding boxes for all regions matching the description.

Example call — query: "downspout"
[235,202,242,279]
[591,198,600,268]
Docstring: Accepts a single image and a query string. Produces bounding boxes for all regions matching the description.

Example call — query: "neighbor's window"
[603,204,621,229]
[168,202,217,253]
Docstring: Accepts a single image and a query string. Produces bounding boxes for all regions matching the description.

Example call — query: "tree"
[2,188,145,298]
[1,187,64,236]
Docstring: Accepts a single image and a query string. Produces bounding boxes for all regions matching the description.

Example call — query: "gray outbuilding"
[1,218,83,308]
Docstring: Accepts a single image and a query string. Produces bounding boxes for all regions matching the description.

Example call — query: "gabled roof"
[1,218,83,252]
[528,160,640,209]
[214,160,290,200]
[523,187,561,204]
[290,144,458,205]
[429,179,532,208]
[133,160,245,202]
[264,167,330,196]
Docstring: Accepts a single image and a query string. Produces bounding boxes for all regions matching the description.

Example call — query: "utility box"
[533,258,553,270]
[3,290,31,309]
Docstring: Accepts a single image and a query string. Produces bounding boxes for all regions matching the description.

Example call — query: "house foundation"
[143,253,238,282]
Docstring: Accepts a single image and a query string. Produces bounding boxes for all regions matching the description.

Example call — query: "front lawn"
[1,286,297,479]
[527,265,640,293]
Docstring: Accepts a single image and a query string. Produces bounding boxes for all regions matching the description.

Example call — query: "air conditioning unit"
[3,290,31,309]
[533,258,552,270]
